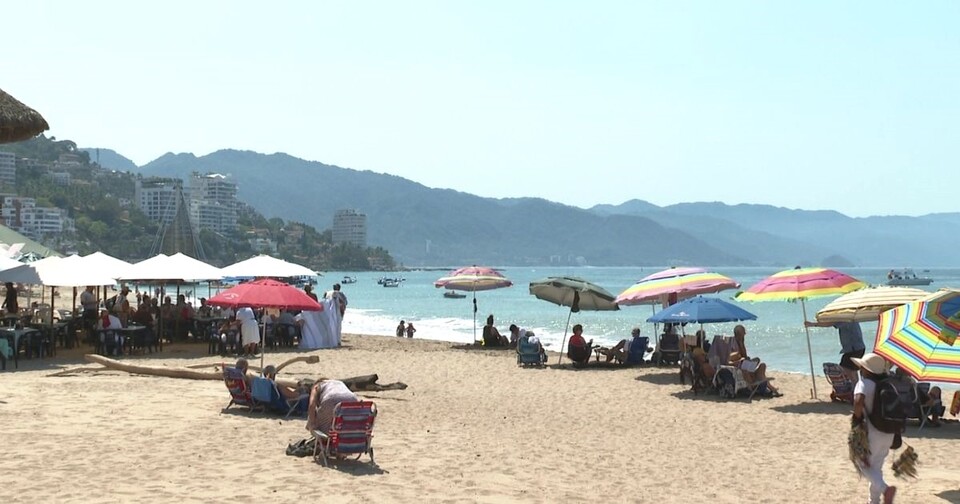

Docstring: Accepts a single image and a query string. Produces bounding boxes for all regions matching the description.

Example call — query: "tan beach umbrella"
[0,88,50,144]
[815,286,930,324]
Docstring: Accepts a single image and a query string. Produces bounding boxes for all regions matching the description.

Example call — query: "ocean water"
[326,266,960,376]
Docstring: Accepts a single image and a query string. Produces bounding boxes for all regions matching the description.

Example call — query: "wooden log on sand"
[80,354,408,392]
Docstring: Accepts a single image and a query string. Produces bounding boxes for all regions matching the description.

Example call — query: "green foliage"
[2,136,396,269]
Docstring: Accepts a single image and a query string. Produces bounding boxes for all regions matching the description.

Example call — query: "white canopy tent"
[81,252,134,280]
[119,253,223,283]
[219,254,317,279]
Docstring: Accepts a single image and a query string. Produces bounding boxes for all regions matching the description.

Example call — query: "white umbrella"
[0,255,116,287]
[120,253,222,282]
[81,252,133,280]
[219,254,317,279]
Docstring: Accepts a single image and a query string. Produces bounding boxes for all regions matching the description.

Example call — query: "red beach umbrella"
[208,278,323,368]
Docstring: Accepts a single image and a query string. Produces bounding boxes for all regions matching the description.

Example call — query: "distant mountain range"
[88,148,960,267]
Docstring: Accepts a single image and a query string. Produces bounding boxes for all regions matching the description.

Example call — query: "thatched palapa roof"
[0,88,50,144]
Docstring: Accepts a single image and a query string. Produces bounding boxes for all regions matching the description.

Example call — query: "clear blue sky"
[5,1,957,217]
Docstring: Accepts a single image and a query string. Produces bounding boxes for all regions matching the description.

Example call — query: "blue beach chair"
[251,376,308,418]
[517,334,546,367]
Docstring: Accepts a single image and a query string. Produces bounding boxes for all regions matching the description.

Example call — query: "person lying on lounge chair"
[566,324,593,366]
[262,365,304,400]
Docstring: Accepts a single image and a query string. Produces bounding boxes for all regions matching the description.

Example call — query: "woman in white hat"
[851,352,897,504]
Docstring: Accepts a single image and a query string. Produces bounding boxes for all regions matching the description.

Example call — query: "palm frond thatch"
[0,88,50,144]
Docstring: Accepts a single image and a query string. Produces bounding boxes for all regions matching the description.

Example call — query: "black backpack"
[869,376,907,434]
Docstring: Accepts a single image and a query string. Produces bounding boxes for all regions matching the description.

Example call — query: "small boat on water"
[378,276,405,285]
[443,291,467,299]
[341,276,357,284]
[382,278,403,287]
[887,268,933,286]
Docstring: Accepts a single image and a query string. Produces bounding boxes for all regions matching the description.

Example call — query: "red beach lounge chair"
[312,401,377,467]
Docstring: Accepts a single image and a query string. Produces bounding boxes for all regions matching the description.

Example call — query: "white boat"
[341,276,357,284]
[886,268,933,286]
[443,290,466,299]
[383,278,402,288]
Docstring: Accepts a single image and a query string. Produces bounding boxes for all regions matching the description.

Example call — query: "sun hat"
[851,352,888,375]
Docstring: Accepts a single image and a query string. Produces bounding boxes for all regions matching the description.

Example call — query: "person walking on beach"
[405,322,416,338]
[328,283,347,318]
[805,320,865,381]
[851,352,898,504]
[396,320,406,338]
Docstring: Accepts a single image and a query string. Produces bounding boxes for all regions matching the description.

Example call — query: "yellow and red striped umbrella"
[874,289,960,383]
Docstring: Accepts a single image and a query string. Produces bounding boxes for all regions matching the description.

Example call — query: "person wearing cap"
[851,352,897,504]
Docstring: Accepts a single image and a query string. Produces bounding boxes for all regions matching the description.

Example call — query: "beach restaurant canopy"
[219,254,317,279]
[80,251,134,280]
[0,255,116,287]
[119,253,223,282]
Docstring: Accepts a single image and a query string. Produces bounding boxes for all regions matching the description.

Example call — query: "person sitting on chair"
[305,379,359,436]
[892,366,943,427]
[482,315,507,347]
[730,324,781,396]
[566,324,593,366]
[520,330,547,363]
[603,327,649,364]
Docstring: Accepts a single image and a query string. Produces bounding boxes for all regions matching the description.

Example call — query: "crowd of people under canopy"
[1,281,350,356]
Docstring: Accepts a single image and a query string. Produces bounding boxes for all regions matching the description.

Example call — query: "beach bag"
[869,377,906,434]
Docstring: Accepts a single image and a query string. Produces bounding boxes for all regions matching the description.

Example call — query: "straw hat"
[851,352,888,375]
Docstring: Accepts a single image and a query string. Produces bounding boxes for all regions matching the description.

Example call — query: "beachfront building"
[332,209,367,247]
[188,172,238,233]
[0,195,74,240]
[135,177,182,224]
[0,151,15,187]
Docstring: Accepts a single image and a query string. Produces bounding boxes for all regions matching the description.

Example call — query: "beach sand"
[2,334,959,503]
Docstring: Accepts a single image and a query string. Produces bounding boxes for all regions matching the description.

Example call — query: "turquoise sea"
[327,267,960,376]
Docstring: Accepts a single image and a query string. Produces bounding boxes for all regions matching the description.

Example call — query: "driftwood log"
[81,354,408,392]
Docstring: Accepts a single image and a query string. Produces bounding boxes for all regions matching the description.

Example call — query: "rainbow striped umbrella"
[615,267,740,306]
[874,289,960,383]
[735,267,867,398]
[435,266,513,343]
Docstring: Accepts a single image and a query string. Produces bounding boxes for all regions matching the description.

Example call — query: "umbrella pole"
[557,307,574,365]
[472,292,478,344]
[260,314,266,371]
[800,299,819,399]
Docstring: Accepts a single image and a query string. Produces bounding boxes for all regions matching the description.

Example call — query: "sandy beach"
[2,334,959,503]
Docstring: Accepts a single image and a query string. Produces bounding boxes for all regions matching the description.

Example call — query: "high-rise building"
[188,173,238,233]
[135,177,181,224]
[0,151,16,187]
[332,209,367,247]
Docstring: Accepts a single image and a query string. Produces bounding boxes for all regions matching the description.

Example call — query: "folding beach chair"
[822,362,855,404]
[715,365,771,401]
[625,336,649,366]
[222,365,260,412]
[517,335,546,367]
[251,376,308,418]
[312,401,377,467]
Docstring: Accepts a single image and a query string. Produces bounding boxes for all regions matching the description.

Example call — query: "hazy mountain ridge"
[92,147,957,267]
[595,199,960,266]
[79,148,137,172]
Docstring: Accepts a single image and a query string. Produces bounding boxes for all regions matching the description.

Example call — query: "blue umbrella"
[646,295,757,324]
